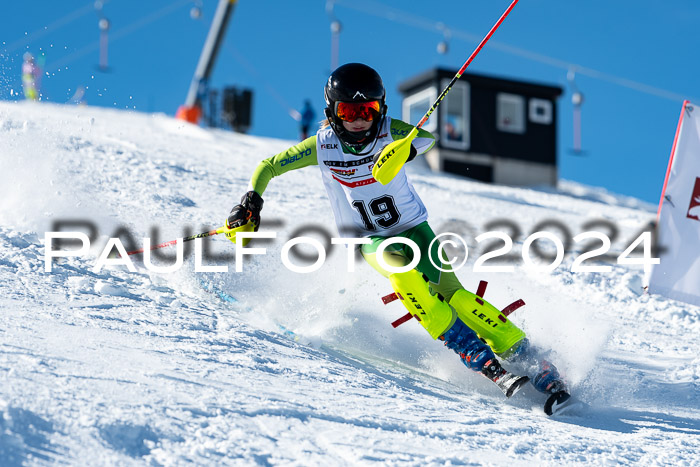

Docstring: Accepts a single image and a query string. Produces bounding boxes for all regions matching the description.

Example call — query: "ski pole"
[372,0,520,185]
[126,226,226,256]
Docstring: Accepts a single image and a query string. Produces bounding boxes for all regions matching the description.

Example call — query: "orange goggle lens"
[335,100,381,122]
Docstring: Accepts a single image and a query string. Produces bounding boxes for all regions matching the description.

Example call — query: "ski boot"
[481,358,530,398]
[440,319,529,398]
[533,362,567,395]
[533,363,572,415]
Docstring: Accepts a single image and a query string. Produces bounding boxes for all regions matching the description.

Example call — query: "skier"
[223,63,569,410]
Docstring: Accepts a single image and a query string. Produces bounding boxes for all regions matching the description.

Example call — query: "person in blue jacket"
[299,99,316,140]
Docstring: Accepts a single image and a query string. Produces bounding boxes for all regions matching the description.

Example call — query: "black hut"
[399,68,563,186]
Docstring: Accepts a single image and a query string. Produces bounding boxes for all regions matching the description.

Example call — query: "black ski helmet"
[324,63,387,151]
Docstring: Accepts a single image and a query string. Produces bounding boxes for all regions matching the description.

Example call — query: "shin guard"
[449,289,526,354]
[389,270,456,339]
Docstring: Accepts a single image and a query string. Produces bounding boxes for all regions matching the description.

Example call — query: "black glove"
[372,144,418,166]
[226,191,264,231]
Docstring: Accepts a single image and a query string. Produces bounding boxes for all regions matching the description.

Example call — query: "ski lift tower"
[177,0,237,124]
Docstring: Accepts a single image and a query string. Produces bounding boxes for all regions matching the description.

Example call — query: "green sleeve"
[390,119,436,155]
[250,136,319,195]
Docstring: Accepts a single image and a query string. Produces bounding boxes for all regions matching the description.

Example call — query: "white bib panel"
[316,117,428,237]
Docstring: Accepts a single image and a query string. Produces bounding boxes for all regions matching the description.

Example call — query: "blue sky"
[2,0,699,204]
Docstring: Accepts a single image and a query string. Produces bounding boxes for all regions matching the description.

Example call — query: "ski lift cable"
[334,0,699,104]
[188,17,301,121]
[47,0,191,73]
[225,44,301,121]
[326,0,339,22]
[480,39,696,103]
[4,0,112,54]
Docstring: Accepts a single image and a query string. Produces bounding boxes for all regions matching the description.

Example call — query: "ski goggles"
[334,100,381,122]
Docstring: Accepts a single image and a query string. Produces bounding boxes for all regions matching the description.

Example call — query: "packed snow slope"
[0,102,698,466]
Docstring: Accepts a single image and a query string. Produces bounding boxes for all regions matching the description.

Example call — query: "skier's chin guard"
[448,289,526,354]
[389,269,456,339]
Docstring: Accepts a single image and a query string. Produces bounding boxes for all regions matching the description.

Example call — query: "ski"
[544,391,575,416]
[496,372,530,398]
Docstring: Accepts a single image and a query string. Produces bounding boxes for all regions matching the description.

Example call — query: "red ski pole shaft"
[372,0,520,186]
[126,227,225,256]
[416,0,519,129]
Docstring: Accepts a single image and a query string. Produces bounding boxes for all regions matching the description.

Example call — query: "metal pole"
[178,0,237,122]
[326,0,341,71]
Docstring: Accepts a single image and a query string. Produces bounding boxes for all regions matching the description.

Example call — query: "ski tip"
[506,375,530,398]
[544,391,572,416]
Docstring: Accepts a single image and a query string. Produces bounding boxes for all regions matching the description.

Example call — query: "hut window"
[402,87,437,132]
[441,80,470,150]
[496,93,525,134]
[529,98,553,124]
